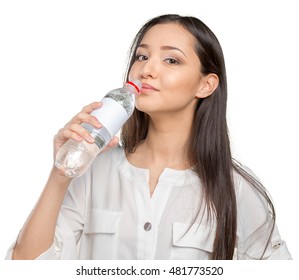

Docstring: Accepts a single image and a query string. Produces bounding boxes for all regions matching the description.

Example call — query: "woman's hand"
[53,102,119,161]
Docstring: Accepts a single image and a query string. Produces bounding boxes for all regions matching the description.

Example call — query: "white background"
[0,0,298,267]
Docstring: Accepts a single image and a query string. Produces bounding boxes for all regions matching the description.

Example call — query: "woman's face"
[129,23,203,116]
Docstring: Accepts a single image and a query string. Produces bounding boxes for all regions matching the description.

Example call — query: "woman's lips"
[140,83,157,94]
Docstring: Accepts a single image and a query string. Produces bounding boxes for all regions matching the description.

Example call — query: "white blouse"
[6,146,291,260]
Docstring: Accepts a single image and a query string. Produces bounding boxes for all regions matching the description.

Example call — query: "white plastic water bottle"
[55,80,141,177]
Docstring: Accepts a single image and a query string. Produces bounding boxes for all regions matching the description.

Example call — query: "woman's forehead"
[140,23,196,50]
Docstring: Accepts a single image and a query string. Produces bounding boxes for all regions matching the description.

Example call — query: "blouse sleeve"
[6,173,89,260]
[235,167,292,260]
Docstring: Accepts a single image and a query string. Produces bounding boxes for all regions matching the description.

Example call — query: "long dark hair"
[121,14,275,260]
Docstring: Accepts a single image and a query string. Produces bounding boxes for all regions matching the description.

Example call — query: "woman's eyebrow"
[160,45,186,57]
[138,43,186,57]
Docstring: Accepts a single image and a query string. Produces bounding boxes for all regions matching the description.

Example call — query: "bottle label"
[91,97,129,137]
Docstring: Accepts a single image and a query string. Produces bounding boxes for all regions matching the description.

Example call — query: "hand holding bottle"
[54,80,141,178]
[53,102,119,176]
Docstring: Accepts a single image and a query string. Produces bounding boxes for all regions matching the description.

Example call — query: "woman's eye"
[136,54,148,61]
[165,58,180,65]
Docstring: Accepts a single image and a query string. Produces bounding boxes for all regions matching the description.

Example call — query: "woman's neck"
[135,112,193,169]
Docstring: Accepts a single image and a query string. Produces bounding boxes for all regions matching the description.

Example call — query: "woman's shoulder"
[232,164,267,203]
[232,164,273,223]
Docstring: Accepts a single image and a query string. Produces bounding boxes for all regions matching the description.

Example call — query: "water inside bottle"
[55,139,100,177]
[105,90,135,115]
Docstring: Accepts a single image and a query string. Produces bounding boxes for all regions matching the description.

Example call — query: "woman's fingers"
[63,124,94,143]
[53,102,103,156]
[81,102,102,114]
[101,136,119,153]
[68,102,102,126]
[54,101,119,162]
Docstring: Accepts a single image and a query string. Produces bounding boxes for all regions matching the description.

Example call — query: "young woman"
[7,14,291,260]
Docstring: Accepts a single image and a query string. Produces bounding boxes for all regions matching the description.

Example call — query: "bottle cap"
[126,80,141,94]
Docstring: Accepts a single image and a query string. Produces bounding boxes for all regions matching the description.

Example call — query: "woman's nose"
[139,59,158,79]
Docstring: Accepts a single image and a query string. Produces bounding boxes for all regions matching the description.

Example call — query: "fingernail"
[88,135,95,143]
[91,116,101,128]
[95,120,101,128]
[75,135,83,141]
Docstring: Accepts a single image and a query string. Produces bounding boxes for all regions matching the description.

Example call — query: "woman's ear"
[195,73,219,98]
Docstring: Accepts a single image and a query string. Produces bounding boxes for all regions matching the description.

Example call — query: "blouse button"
[273,242,282,249]
[144,222,152,231]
